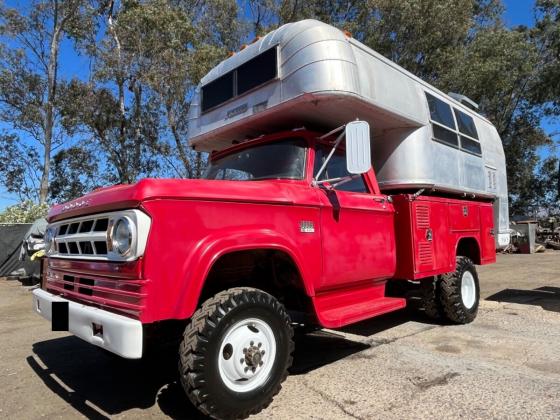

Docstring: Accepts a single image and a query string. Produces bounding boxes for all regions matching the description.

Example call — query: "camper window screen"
[201,47,278,113]
[202,72,234,112]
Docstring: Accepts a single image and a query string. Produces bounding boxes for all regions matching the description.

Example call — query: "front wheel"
[179,287,294,419]
[439,257,480,324]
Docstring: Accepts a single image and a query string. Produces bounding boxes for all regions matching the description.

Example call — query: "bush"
[0,201,49,224]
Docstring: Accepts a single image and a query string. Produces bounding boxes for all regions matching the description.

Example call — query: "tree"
[0,0,557,218]
[49,145,100,203]
[112,0,227,178]
[59,78,165,184]
[535,156,560,216]
[532,0,560,116]
[65,0,239,181]
[0,132,42,201]
[0,200,48,223]
[0,0,96,204]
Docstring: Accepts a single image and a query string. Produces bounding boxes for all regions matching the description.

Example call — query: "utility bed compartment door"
[393,196,454,279]
[411,201,450,274]
[480,204,497,264]
[448,203,480,232]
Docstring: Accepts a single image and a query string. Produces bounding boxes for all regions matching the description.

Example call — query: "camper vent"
[448,92,479,111]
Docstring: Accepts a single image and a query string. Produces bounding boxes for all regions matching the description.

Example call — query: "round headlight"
[44,227,55,253]
[111,218,132,256]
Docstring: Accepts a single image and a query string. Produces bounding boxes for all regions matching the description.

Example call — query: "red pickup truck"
[33,122,495,419]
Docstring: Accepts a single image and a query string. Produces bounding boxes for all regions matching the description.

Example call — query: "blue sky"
[503,1,559,141]
[0,0,558,210]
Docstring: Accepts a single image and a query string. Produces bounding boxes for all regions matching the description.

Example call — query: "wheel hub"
[244,345,264,367]
[218,318,276,392]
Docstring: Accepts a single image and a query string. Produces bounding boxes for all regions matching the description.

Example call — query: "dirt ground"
[1,252,559,419]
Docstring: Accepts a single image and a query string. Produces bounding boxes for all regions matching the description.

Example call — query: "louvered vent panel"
[416,205,430,229]
[418,242,433,266]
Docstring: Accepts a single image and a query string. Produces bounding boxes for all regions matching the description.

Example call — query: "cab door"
[313,146,396,291]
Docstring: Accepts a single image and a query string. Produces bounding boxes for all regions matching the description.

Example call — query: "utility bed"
[392,194,496,280]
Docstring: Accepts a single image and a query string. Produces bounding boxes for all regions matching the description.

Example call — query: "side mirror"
[345,121,371,174]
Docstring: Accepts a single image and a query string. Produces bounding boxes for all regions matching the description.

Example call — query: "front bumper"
[32,288,143,359]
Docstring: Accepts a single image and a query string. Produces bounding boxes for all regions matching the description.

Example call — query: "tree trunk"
[166,104,193,178]
[39,6,63,204]
[107,0,130,184]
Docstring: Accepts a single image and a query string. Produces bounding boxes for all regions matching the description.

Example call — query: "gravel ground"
[0,252,559,419]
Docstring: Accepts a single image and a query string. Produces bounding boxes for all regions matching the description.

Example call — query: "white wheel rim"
[218,317,277,393]
[461,271,476,309]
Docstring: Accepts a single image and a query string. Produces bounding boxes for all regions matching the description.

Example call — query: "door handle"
[373,197,386,204]
[426,228,433,241]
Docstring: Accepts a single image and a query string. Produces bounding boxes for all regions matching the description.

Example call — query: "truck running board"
[312,284,406,328]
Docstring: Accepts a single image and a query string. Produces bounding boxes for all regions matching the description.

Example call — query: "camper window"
[237,47,277,95]
[425,92,482,156]
[426,93,455,129]
[432,124,459,147]
[453,109,482,155]
[201,47,278,113]
[425,92,459,147]
[453,109,478,139]
[201,72,234,112]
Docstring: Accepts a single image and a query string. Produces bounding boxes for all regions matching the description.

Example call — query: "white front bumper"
[32,288,143,359]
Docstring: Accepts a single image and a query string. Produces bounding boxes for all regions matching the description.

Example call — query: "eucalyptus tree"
[0,0,97,204]
[111,0,217,178]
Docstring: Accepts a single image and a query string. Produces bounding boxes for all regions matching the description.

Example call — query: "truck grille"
[45,259,147,319]
[55,217,109,256]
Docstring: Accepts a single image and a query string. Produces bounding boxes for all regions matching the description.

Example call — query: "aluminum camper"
[188,19,509,248]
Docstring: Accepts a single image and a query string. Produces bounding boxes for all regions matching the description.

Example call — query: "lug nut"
[240,358,244,364]
[250,341,254,346]
[259,361,263,366]
[252,367,256,372]
[243,348,247,353]
[258,342,262,347]
[261,350,265,355]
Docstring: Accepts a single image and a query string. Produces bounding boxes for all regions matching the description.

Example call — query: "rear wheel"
[420,276,444,321]
[179,287,294,419]
[439,257,480,324]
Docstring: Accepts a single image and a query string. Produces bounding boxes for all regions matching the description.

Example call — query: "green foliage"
[0,0,97,204]
[0,0,558,217]
[0,200,48,224]
[49,145,100,202]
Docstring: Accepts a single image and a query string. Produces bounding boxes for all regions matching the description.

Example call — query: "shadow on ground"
[486,286,560,313]
[28,306,436,418]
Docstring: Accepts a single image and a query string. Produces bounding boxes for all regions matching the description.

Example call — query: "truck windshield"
[204,138,307,181]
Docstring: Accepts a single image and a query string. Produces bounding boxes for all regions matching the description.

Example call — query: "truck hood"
[48,178,308,222]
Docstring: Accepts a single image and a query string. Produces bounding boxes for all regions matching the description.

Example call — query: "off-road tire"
[420,276,444,321]
[179,287,294,419]
[439,257,480,324]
